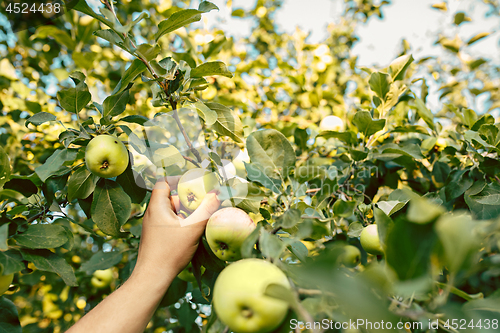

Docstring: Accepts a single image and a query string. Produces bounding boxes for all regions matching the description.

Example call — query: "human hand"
[132,176,220,283]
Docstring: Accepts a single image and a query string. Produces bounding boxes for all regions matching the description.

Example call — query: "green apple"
[0,273,13,295]
[339,245,361,267]
[91,268,114,289]
[213,259,290,333]
[319,115,344,132]
[206,207,256,261]
[178,168,219,212]
[85,135,129,178]
[360,224,384,255]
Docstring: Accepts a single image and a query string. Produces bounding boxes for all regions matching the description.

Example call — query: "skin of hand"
[67,176,220,333]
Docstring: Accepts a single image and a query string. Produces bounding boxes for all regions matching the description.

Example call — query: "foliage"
[0,0,499,332]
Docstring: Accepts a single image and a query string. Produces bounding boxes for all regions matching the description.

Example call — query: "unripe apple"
[91,268,114,289]
[206,207,256,261]
[178,168,219,212]
[339,245,361,267]
[360,224,384,255]
[85,135,129,178]
[0,273,13,295]
[213,259,290,333]
[319,115,344,132]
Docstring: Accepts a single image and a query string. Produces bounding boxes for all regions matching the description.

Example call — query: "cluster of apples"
[83,135,384,333]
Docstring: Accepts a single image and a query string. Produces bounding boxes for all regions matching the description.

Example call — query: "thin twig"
[170,99,202,163]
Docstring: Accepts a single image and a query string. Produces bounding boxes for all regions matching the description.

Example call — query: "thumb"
[181,191,220,227]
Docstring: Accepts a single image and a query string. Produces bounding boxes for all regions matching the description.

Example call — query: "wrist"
[129,261,177,292]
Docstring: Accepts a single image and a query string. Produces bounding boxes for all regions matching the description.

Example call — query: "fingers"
[149,177,176,214]
[180,191,220,227]
[171,194,181,214]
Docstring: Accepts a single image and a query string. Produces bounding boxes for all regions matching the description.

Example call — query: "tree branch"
[170,98,203,163]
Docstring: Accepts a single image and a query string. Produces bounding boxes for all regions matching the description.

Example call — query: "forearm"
[67,267,176,333]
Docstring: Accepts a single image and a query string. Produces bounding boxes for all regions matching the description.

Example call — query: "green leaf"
[33,26,76,50]
[454,12,472,26]
[245,162,281,193]
[3,178,38,197]
[277,209,301,228]
[407,196,445,224]
[191,61,233,78]
[385,218,436,280]
[116,159,147,204]
[0,224,8,251]
[73,0,121,36]
[112,59,147,95]
[14,224,69,249]
[91,179,132,237]
[155,2,219,41]
[375,200,407,216]
[435,213,480,273]
[119,115,150,125]
[465,181,500,220]
[35,149,77,182]
[188,102,217,126]
[317,130,357,145]
[0,146,11,188]
[259,231,284,260]
[205,102,244,143]
[264,283,296,306]
[136,44,161,62]
[79,251,123,274]
[103,90,130,117]
[25,112,57,126]
[369,72,391,100]
[373,208,394,250]
[444,169,473,201]
[0,297,21,333]
[414,97,435,130]
[67,166,98,202]
[333,199,356,217]
[246,129,296,178]
[241,225,261,258]
[467,32,490,45]
[0,250,24,275]
[389,54,413,81]
[463,289,500,313]
[286,240,308,262]
[347,221,363,238]
[94,30,131,53]
[20,249,78,286]
[57,77,92,114]
[352,111,386,137]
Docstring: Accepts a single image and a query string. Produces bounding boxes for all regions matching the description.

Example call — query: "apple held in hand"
[178,168,219,212]
[213,259,290,333]
[339,245,361,267]
[360,224,384,255]
[91,268,114,289]
[0,273,13,295]
[319,115,344,132]
[206,207,256,261]
[85,135,129,178]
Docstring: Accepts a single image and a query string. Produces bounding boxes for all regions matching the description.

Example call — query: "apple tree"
[0,0,500,332]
